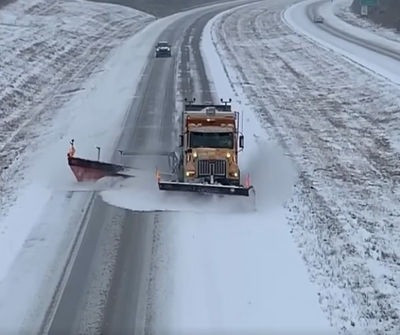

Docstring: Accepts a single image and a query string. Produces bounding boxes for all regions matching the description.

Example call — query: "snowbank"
[204,0,400,334]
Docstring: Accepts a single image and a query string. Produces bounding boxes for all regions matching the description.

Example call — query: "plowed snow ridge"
[211,1,400,334]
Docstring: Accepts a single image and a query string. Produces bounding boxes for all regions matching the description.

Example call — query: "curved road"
[283,0,400,82]
[307,0,400,60]
[41,2,254,334]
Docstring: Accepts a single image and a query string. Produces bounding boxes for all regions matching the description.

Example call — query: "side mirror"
[239,135,244,149]
[179,135,184,147]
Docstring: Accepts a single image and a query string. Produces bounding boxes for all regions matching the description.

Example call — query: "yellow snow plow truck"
[154,98,254,197]
[66,98,254,200]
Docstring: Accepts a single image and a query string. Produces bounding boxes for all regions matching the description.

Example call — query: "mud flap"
[158,181,254,197]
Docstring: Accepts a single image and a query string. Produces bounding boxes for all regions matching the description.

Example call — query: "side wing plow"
[67,156,137,182]
[66,140,155,182]
[66,140,180,183]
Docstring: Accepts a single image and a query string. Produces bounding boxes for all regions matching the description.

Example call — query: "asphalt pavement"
[42,2,252,335]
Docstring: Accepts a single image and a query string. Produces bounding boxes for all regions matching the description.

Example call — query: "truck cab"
[178,100,244,186]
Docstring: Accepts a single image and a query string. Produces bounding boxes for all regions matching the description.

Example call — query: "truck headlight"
[186,171,195,177]
[229,171,239,178]
[193,152,197,158]
[226,152,231,158]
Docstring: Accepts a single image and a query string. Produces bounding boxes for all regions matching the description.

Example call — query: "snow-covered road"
[2,0,400,332]
[101,1,400,333]
[196,0,400,334]
[154,7,337,332]
[100,1,337,332]
[284,0,400,85]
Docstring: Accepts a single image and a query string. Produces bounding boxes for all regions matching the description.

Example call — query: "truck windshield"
[190,132,234,149]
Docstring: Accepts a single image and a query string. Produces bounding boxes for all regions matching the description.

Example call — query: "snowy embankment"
[0,0,152,217]
[332,0,400,43]
[197,1,400,334]
[0,0,155,332]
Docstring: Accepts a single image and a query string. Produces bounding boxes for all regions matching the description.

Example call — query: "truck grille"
[197,159,226,177]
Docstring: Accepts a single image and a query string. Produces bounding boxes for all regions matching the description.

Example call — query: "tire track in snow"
[196,218,225,328]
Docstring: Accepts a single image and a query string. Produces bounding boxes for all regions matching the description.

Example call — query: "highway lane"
[179,11,218,103]
[43,2,254,334]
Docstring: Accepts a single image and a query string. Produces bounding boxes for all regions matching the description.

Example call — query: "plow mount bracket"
[118,150,180,174]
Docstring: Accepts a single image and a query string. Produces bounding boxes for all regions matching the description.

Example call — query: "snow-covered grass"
[0,0,158,332]
[332,0,400,43]
[0,0,155,221]
[206,0,400,334]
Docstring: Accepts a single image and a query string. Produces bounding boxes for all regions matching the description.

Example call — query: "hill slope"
[90,0,236,17]
[351,0,400,31]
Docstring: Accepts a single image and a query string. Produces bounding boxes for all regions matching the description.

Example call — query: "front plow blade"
[158,181,254,197]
